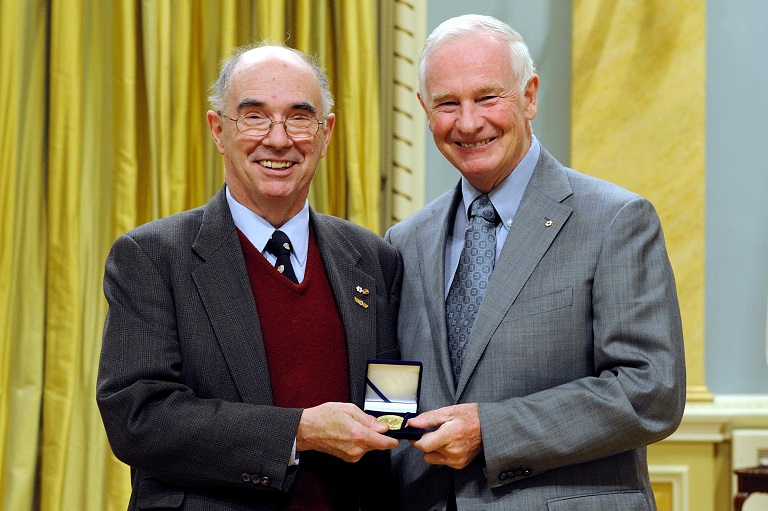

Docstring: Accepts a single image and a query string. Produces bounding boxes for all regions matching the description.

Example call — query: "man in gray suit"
[386,14,686,510]
[97,43,401,510]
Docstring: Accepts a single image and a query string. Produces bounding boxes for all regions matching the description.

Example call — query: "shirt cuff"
[289,438,299,466]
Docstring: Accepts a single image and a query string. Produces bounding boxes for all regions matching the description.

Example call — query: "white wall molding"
[379,0,426,231]
[648,464,689,511]
[664,395,768,443]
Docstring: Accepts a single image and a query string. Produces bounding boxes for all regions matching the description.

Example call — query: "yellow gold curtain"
[0,1,382,509]
[0,1,48,509]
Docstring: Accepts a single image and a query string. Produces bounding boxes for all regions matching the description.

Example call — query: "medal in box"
[364,360,423,439]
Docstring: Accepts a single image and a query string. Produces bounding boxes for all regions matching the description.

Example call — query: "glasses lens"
[234,115,320,138]
[237,115,271,136]
[284,118,319,139]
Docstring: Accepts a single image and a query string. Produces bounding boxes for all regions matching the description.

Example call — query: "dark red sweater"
[238,227,355,510]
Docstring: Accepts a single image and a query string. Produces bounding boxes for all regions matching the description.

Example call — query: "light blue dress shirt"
[444,136,541,297]
[226,187,310,283]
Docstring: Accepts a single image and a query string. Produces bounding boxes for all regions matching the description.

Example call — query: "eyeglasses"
[218,111,324,139]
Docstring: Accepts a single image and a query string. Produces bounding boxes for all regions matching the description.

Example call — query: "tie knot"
[469,194,498,225]
[266,230,292,257]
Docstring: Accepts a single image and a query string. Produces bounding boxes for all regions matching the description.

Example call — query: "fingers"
[361,410,393,435]
[406,403,478,430]
[404,409,440,430]
[296,402,399,463]
[407,403,483,469]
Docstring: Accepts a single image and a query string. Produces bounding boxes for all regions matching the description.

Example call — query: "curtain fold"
[0,1,382,509]
[332,0,381,228]
[0,1,49,509]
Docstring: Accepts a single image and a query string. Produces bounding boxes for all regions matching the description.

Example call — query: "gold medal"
[376,414,404,430]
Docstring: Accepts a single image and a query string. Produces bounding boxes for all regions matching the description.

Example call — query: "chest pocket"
[502,287,573,323]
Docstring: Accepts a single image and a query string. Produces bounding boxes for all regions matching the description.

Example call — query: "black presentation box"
[363,360,423,440]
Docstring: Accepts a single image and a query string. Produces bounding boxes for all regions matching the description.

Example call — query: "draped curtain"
[0,1,382,509]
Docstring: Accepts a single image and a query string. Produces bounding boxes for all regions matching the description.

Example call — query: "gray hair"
[418,14,536,99]
[208,41,334,117]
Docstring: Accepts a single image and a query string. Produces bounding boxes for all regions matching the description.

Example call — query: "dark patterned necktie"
[446,194,499,385]
[266,230,299,284]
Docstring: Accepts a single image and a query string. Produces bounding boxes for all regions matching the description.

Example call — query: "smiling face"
[207,47,335,227]
[419,32,538,192]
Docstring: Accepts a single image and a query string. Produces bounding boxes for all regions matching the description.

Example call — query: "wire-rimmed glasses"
[218,111,324,139]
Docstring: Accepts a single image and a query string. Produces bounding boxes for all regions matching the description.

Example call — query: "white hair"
[418,14,536,99]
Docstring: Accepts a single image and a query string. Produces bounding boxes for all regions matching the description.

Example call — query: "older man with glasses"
[97,43,402,511]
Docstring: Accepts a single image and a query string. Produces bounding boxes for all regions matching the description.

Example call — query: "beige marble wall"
[572,0,709,400]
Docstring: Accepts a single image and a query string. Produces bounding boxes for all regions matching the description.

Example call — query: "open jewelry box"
[363,359,423,439]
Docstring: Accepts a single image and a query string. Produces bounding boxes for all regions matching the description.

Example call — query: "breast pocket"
[502,287,574,323]
[520,287,573,317]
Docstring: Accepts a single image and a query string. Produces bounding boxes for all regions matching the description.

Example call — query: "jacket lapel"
[311,211,377,407]
[455,151,574,398]
[190,188,275,405]
[414,187,463,398]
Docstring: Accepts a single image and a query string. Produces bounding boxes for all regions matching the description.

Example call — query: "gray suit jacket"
[385,148,685,510]
[97,187,402,510]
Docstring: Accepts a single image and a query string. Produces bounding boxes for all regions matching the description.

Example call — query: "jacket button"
[260,476,271,486]
[498,471,507,480]
[250,474,261,483]
[241,473,251,482]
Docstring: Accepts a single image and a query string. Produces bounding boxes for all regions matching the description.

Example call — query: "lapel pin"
[355,286,369,295]
[544,219,553,227]
[354,297,369,309]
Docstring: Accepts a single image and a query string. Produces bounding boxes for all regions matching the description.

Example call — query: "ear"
[417,91,429,116]
[319,113,336,158]
[417,92,438,134]
[523,74,539,121]
[207,110,226,154]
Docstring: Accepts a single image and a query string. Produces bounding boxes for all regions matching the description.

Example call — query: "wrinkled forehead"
[423,33,515,96]
[426,31,511,73]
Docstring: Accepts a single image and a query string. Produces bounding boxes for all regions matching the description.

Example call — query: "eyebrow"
[236,99,317,115]
[430,85,505,104]
[429,92,454,104]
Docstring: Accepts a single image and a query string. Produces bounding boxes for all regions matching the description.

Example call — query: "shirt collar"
[225,186,310,266]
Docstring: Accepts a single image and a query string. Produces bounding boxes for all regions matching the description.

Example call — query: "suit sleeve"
[97,232,301,492]
[478,197,686,486]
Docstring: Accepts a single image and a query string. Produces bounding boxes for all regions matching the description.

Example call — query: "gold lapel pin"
[354,297,369,309]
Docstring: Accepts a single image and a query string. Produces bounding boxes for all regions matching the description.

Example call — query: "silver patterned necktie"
[446,194,499,385]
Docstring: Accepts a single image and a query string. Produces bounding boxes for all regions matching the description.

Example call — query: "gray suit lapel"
[456,151,574,397]
[191,188,274,405]
[312,212,377,407]
[414,187,463,398]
